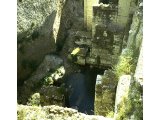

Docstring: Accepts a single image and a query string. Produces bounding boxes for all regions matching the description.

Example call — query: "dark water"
[65,72,95,115]
[64,68,104,115]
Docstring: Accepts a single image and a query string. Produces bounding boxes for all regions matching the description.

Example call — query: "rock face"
[17,0,85,107]
[56,0,84,52]
[17,0,57,42]
[17,0,84,83]
[114,75,132,119]
[94,1,143,119]
[17,0,65,83]
[114,75,143,120]
[134,42,143,86]
[18,55,64,104]
[127,5,143,50]
[113,3,143,119]
[17,105,113,120]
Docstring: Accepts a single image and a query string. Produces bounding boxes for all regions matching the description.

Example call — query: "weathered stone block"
[114,75,143,120]
[134,46,143,86]
[84,0,99,31]
[117,0,136,26]
[95,70,117,117]
[40,86,65,106]
[114,75,131,119]
[18,55,64,104]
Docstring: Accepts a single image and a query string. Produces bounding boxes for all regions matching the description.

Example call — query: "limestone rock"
[113,4,143,119]
[114,74,142,120]
[127,8,143,49]
[17,104,113,120]
[114,75,131,119]
[17,0,57,42]
[56,0,84,52]
[27,93,41,106]
[134,45,143,86]
[18,55,64,104]
[26,55,63,83]
[17,0,60,82]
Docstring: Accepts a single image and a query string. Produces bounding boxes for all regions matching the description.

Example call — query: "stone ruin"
[68,0,135,69]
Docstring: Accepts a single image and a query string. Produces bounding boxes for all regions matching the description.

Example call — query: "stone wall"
[88,4,124,68]
[114,2,143,119]
[84,0,99,31]
[94,1,143,119]
[117,0,137,27]
[114,71,143,120]
[114,75,132,119]
[92,4,117,37]
[56,0,84,52]
[95,70,117,117]
[134,45,143,85]
[84,0,87,28]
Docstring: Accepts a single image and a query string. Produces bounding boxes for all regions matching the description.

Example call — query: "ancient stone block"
[134,46,143,85]
[117,0,136,26]
[114,75,131,119]
[84,0,99,31]
[95,70,117,116]
[40,86,65,106]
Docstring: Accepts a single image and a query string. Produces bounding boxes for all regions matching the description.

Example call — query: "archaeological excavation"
[17,0,143,119]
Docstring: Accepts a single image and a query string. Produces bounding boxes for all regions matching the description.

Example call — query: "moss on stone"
[27,93,41,106]
[95,70,117,117]
[114,49,134,77]
[106,111,114,118]
[17,104,111,120]
[116,80,143,120]
[40,85,65,106]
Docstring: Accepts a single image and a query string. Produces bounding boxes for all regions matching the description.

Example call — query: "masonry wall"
[117,0,136,27]
[84,0,87,28]
[84,0,99,31]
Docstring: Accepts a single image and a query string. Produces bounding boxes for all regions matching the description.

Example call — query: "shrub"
[114,49,134,78]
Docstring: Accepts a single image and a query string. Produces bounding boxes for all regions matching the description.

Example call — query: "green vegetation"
[96,47,141,119]
[114,49,134,78]
[116,81,143,120]
[27,93,41,106]
[40,85,65,106]
[95,70,117,117]
[17,105,46,120]
[106,111,114,118]
[44,66,65,85]
[17,109,26,120]
[44,76,54,85]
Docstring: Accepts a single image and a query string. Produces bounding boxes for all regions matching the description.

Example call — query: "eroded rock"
[17,0,59,82]
[17,104,113,120]
[18,55,64,104]
[114,75,132,119]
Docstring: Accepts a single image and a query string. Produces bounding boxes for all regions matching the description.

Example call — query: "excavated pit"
[64,65,108,115]
[17,0,134,116]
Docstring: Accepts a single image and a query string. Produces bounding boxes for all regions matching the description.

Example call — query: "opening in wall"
[99,0,119,4]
